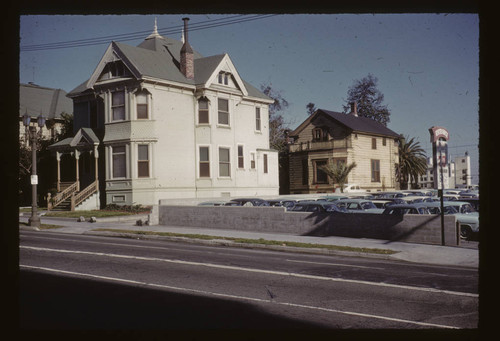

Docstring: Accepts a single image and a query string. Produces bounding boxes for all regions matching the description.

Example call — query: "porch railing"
[48,181,78,210]
[288,138,351,153]
[71,180,99,211]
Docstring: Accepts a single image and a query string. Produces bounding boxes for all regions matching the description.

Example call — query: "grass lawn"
[43,210,149,218]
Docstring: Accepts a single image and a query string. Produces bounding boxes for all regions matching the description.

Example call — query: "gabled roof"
[291,108,400,138]
[48,127,99,151]
[68,30,270,103]
[20,83,73,119]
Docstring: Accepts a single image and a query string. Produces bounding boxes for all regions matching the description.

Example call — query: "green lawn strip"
[20,222,63,229]
[44,210,147,218]
[92,228,398,255]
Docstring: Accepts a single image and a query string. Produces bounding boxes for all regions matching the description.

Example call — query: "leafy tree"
[396,136,427,189]
[306,102,317,116]
[343,73,391,126]
[55,112,74,140]
[319,161,357,193]
[260,83,289,152]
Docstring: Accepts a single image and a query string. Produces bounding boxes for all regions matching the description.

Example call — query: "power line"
[21,15,278,52]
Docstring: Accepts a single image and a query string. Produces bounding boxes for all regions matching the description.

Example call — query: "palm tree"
[319,161,357,193]
[396,136,428,189]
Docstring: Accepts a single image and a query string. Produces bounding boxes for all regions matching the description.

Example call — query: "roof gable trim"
[86,42,141,89]
[203,54,248,96]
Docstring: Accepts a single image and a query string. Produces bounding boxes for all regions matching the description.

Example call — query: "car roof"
[385,204,421,208]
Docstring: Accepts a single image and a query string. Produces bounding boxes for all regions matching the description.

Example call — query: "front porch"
[47,128,102,211]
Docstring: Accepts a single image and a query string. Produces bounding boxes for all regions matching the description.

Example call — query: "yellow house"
[288,105,400,193]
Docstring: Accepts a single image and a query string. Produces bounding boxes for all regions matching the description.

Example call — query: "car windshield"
[360,202,376,209]
[417,207,429,214]
[460,204,476,214]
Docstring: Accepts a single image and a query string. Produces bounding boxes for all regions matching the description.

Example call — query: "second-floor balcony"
[288,138,351,153]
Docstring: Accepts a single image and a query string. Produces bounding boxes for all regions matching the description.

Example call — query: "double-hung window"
[137,145,149,178]
[218,98,229,125]
[199,147,210,177]
[219,147,230,177]
[250,153,256,169]
[112,146,126,178]
[371,159,380,182]
[255,108,261,131]
[136,92,148,119]
[198,98,209,124]
[112,91,125,121]
[238,145,244,169]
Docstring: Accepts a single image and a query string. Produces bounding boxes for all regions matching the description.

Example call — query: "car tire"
[460,225,473,240]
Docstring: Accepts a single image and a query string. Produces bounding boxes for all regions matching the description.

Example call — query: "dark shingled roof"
[291,108,400,138]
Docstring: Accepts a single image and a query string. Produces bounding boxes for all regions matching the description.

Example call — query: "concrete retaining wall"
[157,206,459,246]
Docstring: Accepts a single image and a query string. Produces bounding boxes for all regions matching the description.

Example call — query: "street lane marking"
[20,246,478,298]
[20,264,460,329]
[286,259,385,270]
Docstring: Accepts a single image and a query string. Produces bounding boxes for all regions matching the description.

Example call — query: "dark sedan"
[224,198,270,206]
[289,201,347,213]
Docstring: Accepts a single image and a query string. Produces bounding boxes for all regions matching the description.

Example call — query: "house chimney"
[350,102,358,117]
[180,17,194,80]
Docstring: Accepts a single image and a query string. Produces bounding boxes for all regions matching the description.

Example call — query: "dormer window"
[218,72,229,85]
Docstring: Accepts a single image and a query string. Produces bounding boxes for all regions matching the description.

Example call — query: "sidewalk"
[19,213,479,268]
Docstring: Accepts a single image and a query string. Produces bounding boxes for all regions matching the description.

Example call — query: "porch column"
[94,145,99,182]
[56,151,61,192]
[75,149,80,191]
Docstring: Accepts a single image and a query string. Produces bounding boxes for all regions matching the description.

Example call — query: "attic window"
[99,60,131,80]
[218,72,229,85]
[312,128,328,142]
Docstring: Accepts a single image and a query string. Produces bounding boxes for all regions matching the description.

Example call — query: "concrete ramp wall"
[157,205,459,246]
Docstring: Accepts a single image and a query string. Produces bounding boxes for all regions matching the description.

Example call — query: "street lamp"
[23,111,46,229]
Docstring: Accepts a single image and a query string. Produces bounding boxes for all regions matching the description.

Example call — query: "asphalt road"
[19,230,478,330]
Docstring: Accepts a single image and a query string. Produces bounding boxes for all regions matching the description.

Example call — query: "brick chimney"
[180,17,194,80]
[350,102,358,117]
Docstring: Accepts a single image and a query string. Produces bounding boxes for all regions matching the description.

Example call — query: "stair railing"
[48,182,78,210]
[71,180,99,211]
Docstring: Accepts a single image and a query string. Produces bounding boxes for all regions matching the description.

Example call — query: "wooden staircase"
[48,180,99,211]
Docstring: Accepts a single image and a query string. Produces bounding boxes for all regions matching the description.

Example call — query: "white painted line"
[20,264,460,329]
[286,259,385,270]
[20,246,478,298]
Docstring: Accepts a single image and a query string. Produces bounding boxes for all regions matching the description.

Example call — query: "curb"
[84,230,399,262]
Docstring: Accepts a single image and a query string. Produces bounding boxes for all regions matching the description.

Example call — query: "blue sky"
[19,14,479,183]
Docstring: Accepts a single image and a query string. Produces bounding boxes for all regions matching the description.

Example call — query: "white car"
[334,184,364,193]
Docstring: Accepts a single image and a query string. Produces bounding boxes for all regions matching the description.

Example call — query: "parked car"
[372,191,411,199]
[334,184,364,193]
[382,204,430,215]
[224,198,270,206]
[371,199,402,209]
[289,201,347,213]
[198,200,228,206]
[457,197,479,211]
[418,201,479,240]
[316,195,349,202]
[335,199,384,213]
[267,199,297,209]
[400,195,435,204]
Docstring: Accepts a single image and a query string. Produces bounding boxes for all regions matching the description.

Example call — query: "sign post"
[429,126,449,246]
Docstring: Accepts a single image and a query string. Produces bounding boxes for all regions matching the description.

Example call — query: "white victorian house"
[48,18,278,209]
